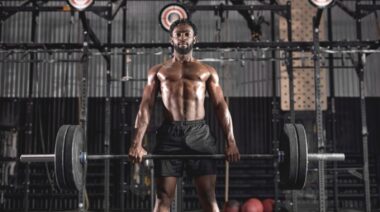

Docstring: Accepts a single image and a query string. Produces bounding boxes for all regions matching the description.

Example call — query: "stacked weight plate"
[279,123,309,189]
[54,125,85,191]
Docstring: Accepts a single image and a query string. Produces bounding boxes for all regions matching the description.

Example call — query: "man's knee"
[156,190,175,206]
[154,193,173,212]
[198,190,219,212]
[198,189,216,203]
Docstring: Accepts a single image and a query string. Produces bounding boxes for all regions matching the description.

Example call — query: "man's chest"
[157,64,210,82]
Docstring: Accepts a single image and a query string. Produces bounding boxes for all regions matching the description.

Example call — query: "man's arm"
[206,65,240,162]
[129,64,161,162]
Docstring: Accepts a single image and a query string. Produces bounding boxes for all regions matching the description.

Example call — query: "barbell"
[19,123,345,191]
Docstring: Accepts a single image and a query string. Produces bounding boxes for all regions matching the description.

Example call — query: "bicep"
[207,70,225,106]
[143,81,159,103]
[141,68,160,105]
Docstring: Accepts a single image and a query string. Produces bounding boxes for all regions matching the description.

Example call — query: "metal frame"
[354,1,372,210]
[326,6,340,212]
[78,14,89,212]
[1,0,380,211]
[312,9,327,212]
[103,2,112,211]
[119,1,128,211]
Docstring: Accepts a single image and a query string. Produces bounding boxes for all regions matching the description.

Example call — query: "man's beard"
[173,43,194,55]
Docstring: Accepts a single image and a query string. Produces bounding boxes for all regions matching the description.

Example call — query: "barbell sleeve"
[20,154,55,163]
[308,153,345,161]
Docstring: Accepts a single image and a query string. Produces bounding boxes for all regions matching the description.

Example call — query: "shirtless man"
[128,19,240,212]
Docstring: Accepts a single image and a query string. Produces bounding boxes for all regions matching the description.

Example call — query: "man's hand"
[128,145,147,163]
[225,143,240,162]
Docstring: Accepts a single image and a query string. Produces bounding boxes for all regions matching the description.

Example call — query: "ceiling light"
[67,0,94,11]
[309,0,334,9]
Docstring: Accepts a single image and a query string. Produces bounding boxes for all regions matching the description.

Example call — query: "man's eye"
[176,33,181,37]
[185,33,189,36]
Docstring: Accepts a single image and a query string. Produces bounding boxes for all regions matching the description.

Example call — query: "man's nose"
[179,33,186,40]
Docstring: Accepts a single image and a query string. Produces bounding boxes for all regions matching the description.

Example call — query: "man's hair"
[169,19,198,36]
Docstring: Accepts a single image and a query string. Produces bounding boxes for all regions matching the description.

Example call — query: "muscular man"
[128,19,240,212]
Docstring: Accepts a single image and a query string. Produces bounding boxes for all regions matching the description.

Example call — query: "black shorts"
[153,120,217,177]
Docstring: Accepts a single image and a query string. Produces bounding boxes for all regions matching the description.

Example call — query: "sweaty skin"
[128,23,240,212]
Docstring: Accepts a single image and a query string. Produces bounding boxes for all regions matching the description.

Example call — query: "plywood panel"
[279,0,328,111]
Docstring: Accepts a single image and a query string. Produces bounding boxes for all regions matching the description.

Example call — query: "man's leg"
[194,175,219,212]
[154,176,177,212]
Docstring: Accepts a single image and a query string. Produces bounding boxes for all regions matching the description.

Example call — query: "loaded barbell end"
[80,152,87,165]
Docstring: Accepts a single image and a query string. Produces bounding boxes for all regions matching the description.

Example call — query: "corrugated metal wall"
[329,4,380,97]
[2,1,378,98]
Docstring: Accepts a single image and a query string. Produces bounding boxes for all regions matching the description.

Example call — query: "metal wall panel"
[1,9,31,43]
[0,1,379,97]
[1,9,32,97]
[330,5,380,97]
[361,12,380,96]
[0,55,30,97]
[32,52,80,97]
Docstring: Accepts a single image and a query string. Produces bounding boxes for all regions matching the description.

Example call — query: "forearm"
[132,107,151,147]
[130,65,159,149]
[215,103,236,146]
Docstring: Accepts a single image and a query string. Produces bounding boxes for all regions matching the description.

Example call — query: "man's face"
[170,24,196,55]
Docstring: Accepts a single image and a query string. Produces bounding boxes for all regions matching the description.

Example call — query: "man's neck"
[173,51,193,63]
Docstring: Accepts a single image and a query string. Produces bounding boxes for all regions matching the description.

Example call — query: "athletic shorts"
[153,120,217,177]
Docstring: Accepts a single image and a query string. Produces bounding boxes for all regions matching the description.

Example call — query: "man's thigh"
[155,177,177,199]
[186,159,217,176]
[193,175,217,201]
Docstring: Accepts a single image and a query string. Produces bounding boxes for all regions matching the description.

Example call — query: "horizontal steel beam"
[0,6,110,12]
[1,41,379,51]
[0,4,288,13]
[187,4,288,12]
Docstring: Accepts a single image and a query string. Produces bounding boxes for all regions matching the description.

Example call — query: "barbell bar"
[20,153,344,162]
[19,123,345,191]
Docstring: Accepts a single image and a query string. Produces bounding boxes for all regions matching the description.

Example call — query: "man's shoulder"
[148,63,164,75]
[151,59,175,71]
[196,61,216,74]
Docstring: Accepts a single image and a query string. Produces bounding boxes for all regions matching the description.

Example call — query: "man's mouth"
[173,42,193,54]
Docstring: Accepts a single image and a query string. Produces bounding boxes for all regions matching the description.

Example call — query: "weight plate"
[294,123,308,189]
[64,125,85,191]
[279,123,299,189]
[72,126,85,191]
[64,125,76,189]
[54,125,70,190]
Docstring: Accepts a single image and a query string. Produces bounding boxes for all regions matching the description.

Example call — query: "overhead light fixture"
[67,0,94,11]
[309,0,335,9]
